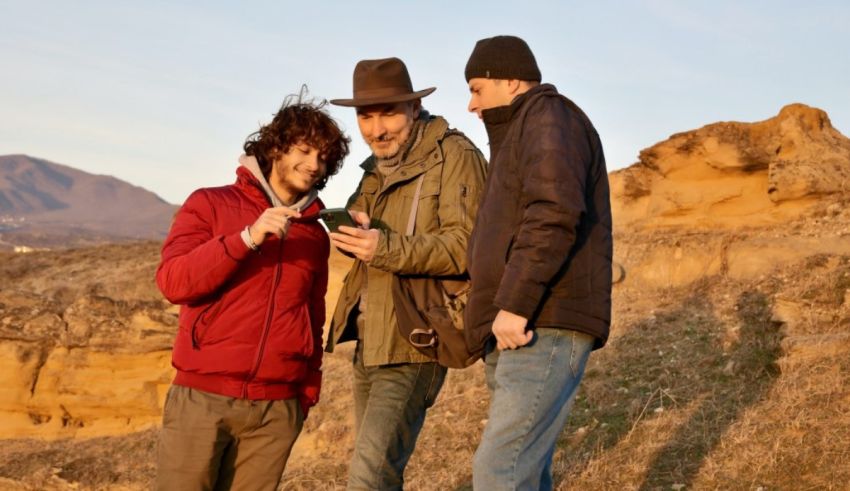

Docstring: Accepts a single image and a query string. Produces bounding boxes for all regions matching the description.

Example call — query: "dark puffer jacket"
[465,83,612,352]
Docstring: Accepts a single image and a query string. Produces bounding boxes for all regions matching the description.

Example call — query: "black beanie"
[464,35,541,82]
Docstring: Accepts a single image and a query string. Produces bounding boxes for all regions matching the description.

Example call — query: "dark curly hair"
[243,87,350,190]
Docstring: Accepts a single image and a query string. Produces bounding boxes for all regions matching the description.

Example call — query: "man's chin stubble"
[371,145,400,159]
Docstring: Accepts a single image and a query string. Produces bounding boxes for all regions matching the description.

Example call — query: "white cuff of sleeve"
[241,226,258,251]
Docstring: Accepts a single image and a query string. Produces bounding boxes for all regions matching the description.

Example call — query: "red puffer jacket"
[156,166,328,415]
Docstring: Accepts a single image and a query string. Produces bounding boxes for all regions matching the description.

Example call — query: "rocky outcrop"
[0,243,176,439]
[0,241,354,440]
[610,104,850,230]
[613,104,850,289]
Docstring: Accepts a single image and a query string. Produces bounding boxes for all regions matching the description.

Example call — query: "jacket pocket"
[190,300,225,349]
[355,178,379,215]
[269,304,315,358]
[459,184,469,228]
[254,304,314,384]
[504,233,516,263]
[412,173,441,233]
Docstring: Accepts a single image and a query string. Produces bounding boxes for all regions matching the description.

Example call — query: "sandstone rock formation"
[610,103,850,230]
[0,243,175,439]
[0,242,353,441]
[612,103,850,289]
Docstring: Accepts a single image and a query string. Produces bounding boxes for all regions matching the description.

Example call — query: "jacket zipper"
[459,184,468,227]
[241,237,285,398]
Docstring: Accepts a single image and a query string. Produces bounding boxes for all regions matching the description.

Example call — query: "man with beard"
[326,57,487,490]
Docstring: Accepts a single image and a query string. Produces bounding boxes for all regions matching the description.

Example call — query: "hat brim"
[330,87,436,107]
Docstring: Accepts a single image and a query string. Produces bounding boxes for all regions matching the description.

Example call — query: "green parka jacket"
[326,115,487,366]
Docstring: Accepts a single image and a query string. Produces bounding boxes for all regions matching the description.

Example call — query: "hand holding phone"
[324,208,379,263]
[320,208,357,233]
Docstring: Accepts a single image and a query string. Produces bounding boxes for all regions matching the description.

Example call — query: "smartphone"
[320,207,357,233]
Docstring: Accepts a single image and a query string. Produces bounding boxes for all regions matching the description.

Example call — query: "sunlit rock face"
[0,242,176,439]
[0,241,354,440]
[610,103,850,289]
[610,103,850,230]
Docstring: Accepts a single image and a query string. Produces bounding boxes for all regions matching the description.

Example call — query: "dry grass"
[280,345,489,491]
[279,253,850,490]
[1,247,849,490]
[552,282,783,490]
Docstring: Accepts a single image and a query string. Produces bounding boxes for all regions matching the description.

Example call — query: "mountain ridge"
[0,154,177,249]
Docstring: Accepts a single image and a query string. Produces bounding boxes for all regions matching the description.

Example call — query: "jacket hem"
[173,371,299,401]
[360,348,434,367]
[532,317,609,350]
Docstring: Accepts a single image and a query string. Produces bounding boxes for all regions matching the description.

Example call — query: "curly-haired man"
[155,91,350,491]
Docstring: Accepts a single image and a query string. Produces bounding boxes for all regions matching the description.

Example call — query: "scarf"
[375,113,429,177]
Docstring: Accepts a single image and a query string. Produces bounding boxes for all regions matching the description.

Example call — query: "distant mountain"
[0,155,177,249]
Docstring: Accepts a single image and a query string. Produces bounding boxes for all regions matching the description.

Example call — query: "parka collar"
[481,83,558,125]
[480,83,559,160]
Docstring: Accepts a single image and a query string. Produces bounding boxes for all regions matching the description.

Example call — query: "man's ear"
[506,79,522,96]
[411,100,422,119]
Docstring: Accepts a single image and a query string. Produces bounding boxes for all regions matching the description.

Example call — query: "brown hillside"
[0,155,177,250]
[0,104,849,490]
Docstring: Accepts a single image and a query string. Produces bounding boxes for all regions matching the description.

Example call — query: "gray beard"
[375,117,427,177]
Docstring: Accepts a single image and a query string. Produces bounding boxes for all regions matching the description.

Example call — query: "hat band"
[353,86,414,99]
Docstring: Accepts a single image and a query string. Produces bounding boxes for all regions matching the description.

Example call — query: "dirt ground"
[1,248,848,490]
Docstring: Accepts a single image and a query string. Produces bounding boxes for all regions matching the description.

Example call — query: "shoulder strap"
[405,125,462,236]
[405,174,425,236]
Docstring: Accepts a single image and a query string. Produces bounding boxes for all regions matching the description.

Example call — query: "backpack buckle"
[409,328,436,348]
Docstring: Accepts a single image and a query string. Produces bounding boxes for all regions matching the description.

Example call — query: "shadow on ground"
[556,284,783,489]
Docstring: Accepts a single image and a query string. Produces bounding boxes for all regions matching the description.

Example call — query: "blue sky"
[1,1,848,205]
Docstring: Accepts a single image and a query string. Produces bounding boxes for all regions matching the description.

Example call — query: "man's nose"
[304,151,320,171]
[371,117,386,136]
[467,97,476,114]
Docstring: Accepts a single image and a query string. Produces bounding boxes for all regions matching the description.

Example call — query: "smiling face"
[467,78,515,119]
[356,101,420,159]
[269,142,326,204]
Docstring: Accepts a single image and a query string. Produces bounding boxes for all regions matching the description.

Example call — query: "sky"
[1,1,848,206]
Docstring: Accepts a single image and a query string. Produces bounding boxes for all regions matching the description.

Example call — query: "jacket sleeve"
[493,100,592,318]
[369,137,487,276]
[156,189,254,305]
[298,237,329,417]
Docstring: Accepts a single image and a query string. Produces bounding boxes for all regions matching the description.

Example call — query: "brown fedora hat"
[330,57,436,107]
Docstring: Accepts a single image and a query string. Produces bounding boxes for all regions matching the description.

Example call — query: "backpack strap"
[405,174,426,236]
[405,125,466,236]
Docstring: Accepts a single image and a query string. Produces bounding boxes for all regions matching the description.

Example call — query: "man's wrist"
[366,230,393,268]
[241,225,259,251]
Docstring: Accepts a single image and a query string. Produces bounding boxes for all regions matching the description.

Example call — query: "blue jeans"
[347,341,447,490]
[473,328,595,491]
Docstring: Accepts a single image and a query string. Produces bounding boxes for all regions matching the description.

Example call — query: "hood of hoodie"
[236,155,323,221]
